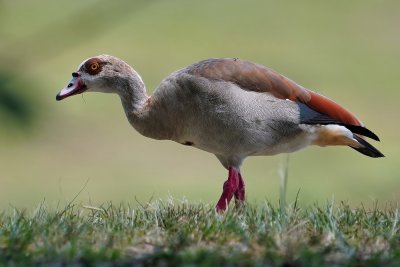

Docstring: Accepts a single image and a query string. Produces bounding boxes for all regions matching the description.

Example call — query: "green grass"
[1,199,399,266]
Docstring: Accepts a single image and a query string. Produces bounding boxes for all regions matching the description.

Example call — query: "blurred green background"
[0,0,398,210]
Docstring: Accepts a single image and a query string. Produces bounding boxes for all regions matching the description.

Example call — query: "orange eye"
[84,58,102,75]
[90,63,99,71]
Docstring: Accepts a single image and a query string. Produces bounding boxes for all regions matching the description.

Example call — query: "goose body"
[57,55,383,211]
[140,71,306,164]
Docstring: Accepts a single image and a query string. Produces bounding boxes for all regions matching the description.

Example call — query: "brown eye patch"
[81,58,104,75]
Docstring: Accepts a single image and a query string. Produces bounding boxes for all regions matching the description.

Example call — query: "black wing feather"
[298,103,380,141]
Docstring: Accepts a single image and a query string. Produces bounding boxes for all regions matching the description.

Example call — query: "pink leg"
[216,167,239,212]
[234,173,245,207]
[215,169,246,212]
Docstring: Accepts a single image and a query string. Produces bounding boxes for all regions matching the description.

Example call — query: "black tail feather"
[350,135,384,158]
[299,103,381,141]
[344,125,380,141]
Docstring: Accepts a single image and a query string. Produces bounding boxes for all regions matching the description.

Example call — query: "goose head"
[56,55,143,101]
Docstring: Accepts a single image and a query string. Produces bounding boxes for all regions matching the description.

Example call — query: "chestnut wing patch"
[305,91,362,126]
[186,58,367,127]
[186,58,311,102]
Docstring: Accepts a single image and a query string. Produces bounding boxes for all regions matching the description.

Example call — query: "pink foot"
[215,167,245,212]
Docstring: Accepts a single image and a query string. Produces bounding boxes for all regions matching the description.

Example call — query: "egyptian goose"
[56,55,383,212]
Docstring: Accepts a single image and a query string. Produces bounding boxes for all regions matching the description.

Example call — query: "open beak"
[56,72,87,101]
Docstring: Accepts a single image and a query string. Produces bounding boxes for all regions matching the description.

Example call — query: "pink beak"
[56,72,86,101]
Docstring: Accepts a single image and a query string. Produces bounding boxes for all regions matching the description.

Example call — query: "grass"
[1,198,399,266]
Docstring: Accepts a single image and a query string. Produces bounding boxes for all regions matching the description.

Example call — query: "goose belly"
[169,82,308,157]
[178,117,313,157]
